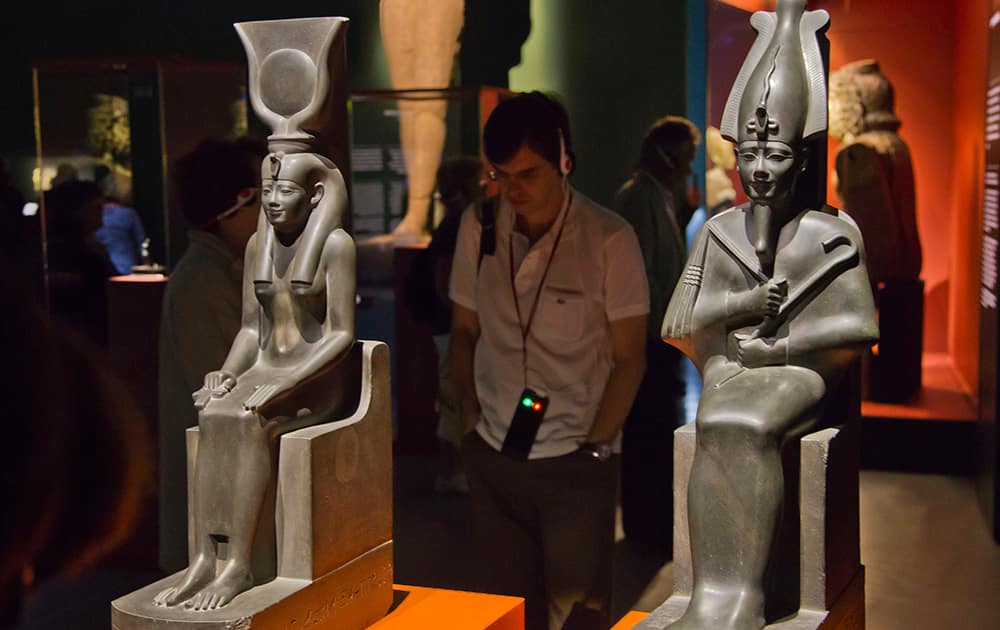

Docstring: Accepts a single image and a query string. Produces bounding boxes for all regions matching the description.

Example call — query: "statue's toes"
[153,588,175,606]
[184,592,204,611]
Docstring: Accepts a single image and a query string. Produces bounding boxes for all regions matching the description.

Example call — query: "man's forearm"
[586,355,646,444]
[449,330,480,431]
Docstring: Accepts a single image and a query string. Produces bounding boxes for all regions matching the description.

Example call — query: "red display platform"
[372,584,524,629]
[860,352,978,473]
[862,352,976,422]
[612,611,649,629]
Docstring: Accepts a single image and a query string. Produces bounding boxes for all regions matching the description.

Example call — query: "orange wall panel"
[950,0,989,393]
[822,0,958,354]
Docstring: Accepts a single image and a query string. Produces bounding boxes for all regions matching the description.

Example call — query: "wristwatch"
[579,442,613,462]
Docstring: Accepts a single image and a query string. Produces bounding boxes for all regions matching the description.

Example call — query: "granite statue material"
[113,19,393,628]
[829,59,921,285]
[153,147,355,610]
[658,1,878,628]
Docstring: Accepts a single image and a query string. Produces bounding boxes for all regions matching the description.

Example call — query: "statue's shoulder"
[321,227,355,259]
[703,202,748,232]
[801,207,864,244]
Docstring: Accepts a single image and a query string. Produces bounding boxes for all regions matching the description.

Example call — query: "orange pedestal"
[373,585,524,630]
[612,611,650,629]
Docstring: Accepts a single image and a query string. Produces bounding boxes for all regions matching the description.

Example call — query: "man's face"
[491,144,564,220]
[736,140,802,204]
[262,178,313,234]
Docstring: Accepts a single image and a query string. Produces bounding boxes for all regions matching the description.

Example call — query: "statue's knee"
[696,414,778,452]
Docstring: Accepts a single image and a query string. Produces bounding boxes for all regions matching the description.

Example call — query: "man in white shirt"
[449,92,649,630]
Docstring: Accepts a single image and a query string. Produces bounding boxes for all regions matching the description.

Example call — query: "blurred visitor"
[44,179,113,345]
[94,165,146,275]
[612,115,700,556]
[50,163,79,189]
[0,255,151,627]
[413,156,485,493]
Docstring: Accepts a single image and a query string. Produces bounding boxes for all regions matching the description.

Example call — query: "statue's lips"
[266,208,286,219]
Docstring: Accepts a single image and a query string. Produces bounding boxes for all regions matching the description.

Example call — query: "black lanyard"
[508,192,572,386]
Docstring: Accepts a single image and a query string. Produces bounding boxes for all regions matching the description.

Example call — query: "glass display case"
[33,58,247,276]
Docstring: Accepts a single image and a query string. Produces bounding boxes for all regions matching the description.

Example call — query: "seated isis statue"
[154,150,355,610]
[660,1,878,628]
[829,59,921,284]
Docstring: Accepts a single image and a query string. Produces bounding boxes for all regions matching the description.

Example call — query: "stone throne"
[112,17,393,629]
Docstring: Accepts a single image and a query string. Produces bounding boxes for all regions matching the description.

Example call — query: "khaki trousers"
[461,431,619,630]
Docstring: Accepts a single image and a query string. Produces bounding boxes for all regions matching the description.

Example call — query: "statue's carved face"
[262,178,315,234]
[736,140,803,205]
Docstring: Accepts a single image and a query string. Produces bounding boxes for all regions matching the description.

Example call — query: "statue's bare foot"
[153,555,215,607]
[184,561,253,611]
[666,589,765,630]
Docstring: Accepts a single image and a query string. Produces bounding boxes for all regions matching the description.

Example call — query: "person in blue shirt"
[94,166,146,275]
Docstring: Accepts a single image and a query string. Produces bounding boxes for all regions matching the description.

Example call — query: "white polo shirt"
[449,187,649,459]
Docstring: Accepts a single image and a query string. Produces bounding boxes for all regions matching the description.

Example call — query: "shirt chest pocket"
[536,286,586,342]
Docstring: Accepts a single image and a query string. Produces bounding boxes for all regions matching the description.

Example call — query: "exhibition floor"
[13,459,1000,629]
[392,459,1000,630]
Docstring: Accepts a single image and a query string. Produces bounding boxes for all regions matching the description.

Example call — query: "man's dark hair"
[483,92,575,174]
[639,115,701,172]
[173,137,266,229]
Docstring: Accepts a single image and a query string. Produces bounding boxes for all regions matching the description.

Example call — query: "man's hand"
[735,333,787,368]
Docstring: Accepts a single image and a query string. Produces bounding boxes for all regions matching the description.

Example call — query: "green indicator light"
[522,397,533,407]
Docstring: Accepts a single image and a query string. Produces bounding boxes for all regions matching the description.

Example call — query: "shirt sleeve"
[448,207,481,312]
[604,225,651,322]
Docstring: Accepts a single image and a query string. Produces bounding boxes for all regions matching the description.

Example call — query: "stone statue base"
[113,341,394,629]
[637,416,866,630]
[111,542,392,629]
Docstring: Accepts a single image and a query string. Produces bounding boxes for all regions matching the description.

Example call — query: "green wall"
[510,1,690,207]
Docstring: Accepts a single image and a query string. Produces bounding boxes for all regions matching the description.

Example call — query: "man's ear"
[311,182,325,206]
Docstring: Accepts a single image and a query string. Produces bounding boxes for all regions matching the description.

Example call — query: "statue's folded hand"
[727,280,787,321]
[193,371,237,409]
[240,377,296,412]
[735,333,787,369]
